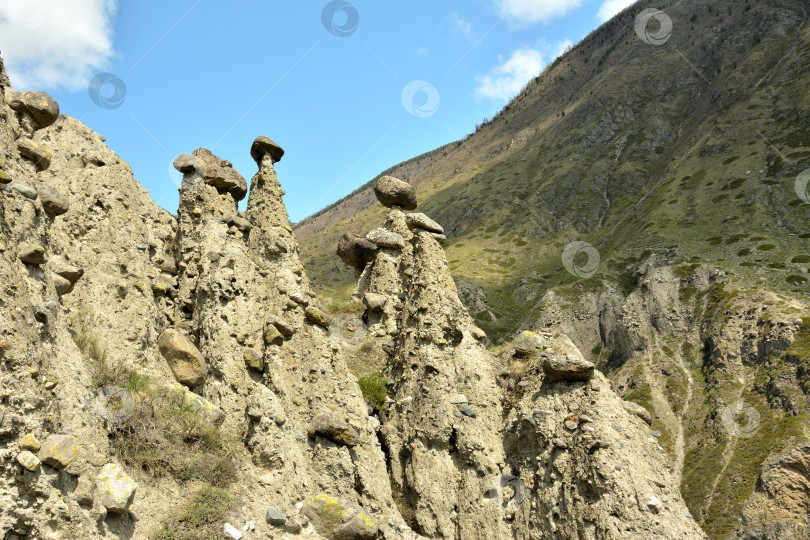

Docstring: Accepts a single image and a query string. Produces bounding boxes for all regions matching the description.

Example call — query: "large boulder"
[250,135,284,166]
[308,414,359,447]
[268,316,295,337]
[263,324,284,346]
[405,212,443,233]
[373,176,417,210]
[19,244,47,265]
[17,138,51,171]
[7,90,60,130]
[37,434,78,469]
[305,307,332,328]
[542,353,595,382]
[365,228,405,249]
[336,232,378,269]
[243,348,264,372]
[224,214,252,232]
[157,329,207,387]
[53,274,73,296]
[540,335,595,382]
[302,494,378,539]
[173,154,209,177]
[513,330,544,357]
[94,463,137,513]
[48,258,84,284]
[363,293,387,312]
[38,186,69,217]
[192,147,248,201]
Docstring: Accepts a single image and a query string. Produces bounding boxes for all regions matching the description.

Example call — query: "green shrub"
[679,286,697,303]
[328,298,361,315]
[726,234,748,244]
[112,387,237,486]
[791,255,810,263]
[155,488,233,540]
[757,244,777,251]
[358,370,389,412]
[786,275,808,286]
[69,311,150,391]
[674,264,700,279]
[729,178,746,189]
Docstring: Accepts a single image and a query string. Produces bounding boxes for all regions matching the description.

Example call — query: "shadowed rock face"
[337,232,379,269]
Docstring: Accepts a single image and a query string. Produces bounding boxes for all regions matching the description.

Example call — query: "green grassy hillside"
[298,0,810,343]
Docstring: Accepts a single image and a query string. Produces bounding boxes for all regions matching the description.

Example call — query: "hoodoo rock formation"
[333,180,708,539]
[0,50,728,540]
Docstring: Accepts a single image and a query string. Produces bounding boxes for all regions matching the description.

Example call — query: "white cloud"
[596,0,637,22]
[496,0,584,25]
[476,48,543,101]
[0,0,117,90]
[447,12,473,38]
[554,39,573,59]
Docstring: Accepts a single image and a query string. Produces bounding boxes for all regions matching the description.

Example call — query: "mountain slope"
[297,0,810,538]
[298,0,810,336]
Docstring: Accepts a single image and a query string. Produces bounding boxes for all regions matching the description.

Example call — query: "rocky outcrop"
[346,195,707,538]
[192,147,248,201]
[739,443,810,539]
[0,56,418,540]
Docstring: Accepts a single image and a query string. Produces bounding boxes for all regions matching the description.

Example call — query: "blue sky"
[0,0,636,221]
